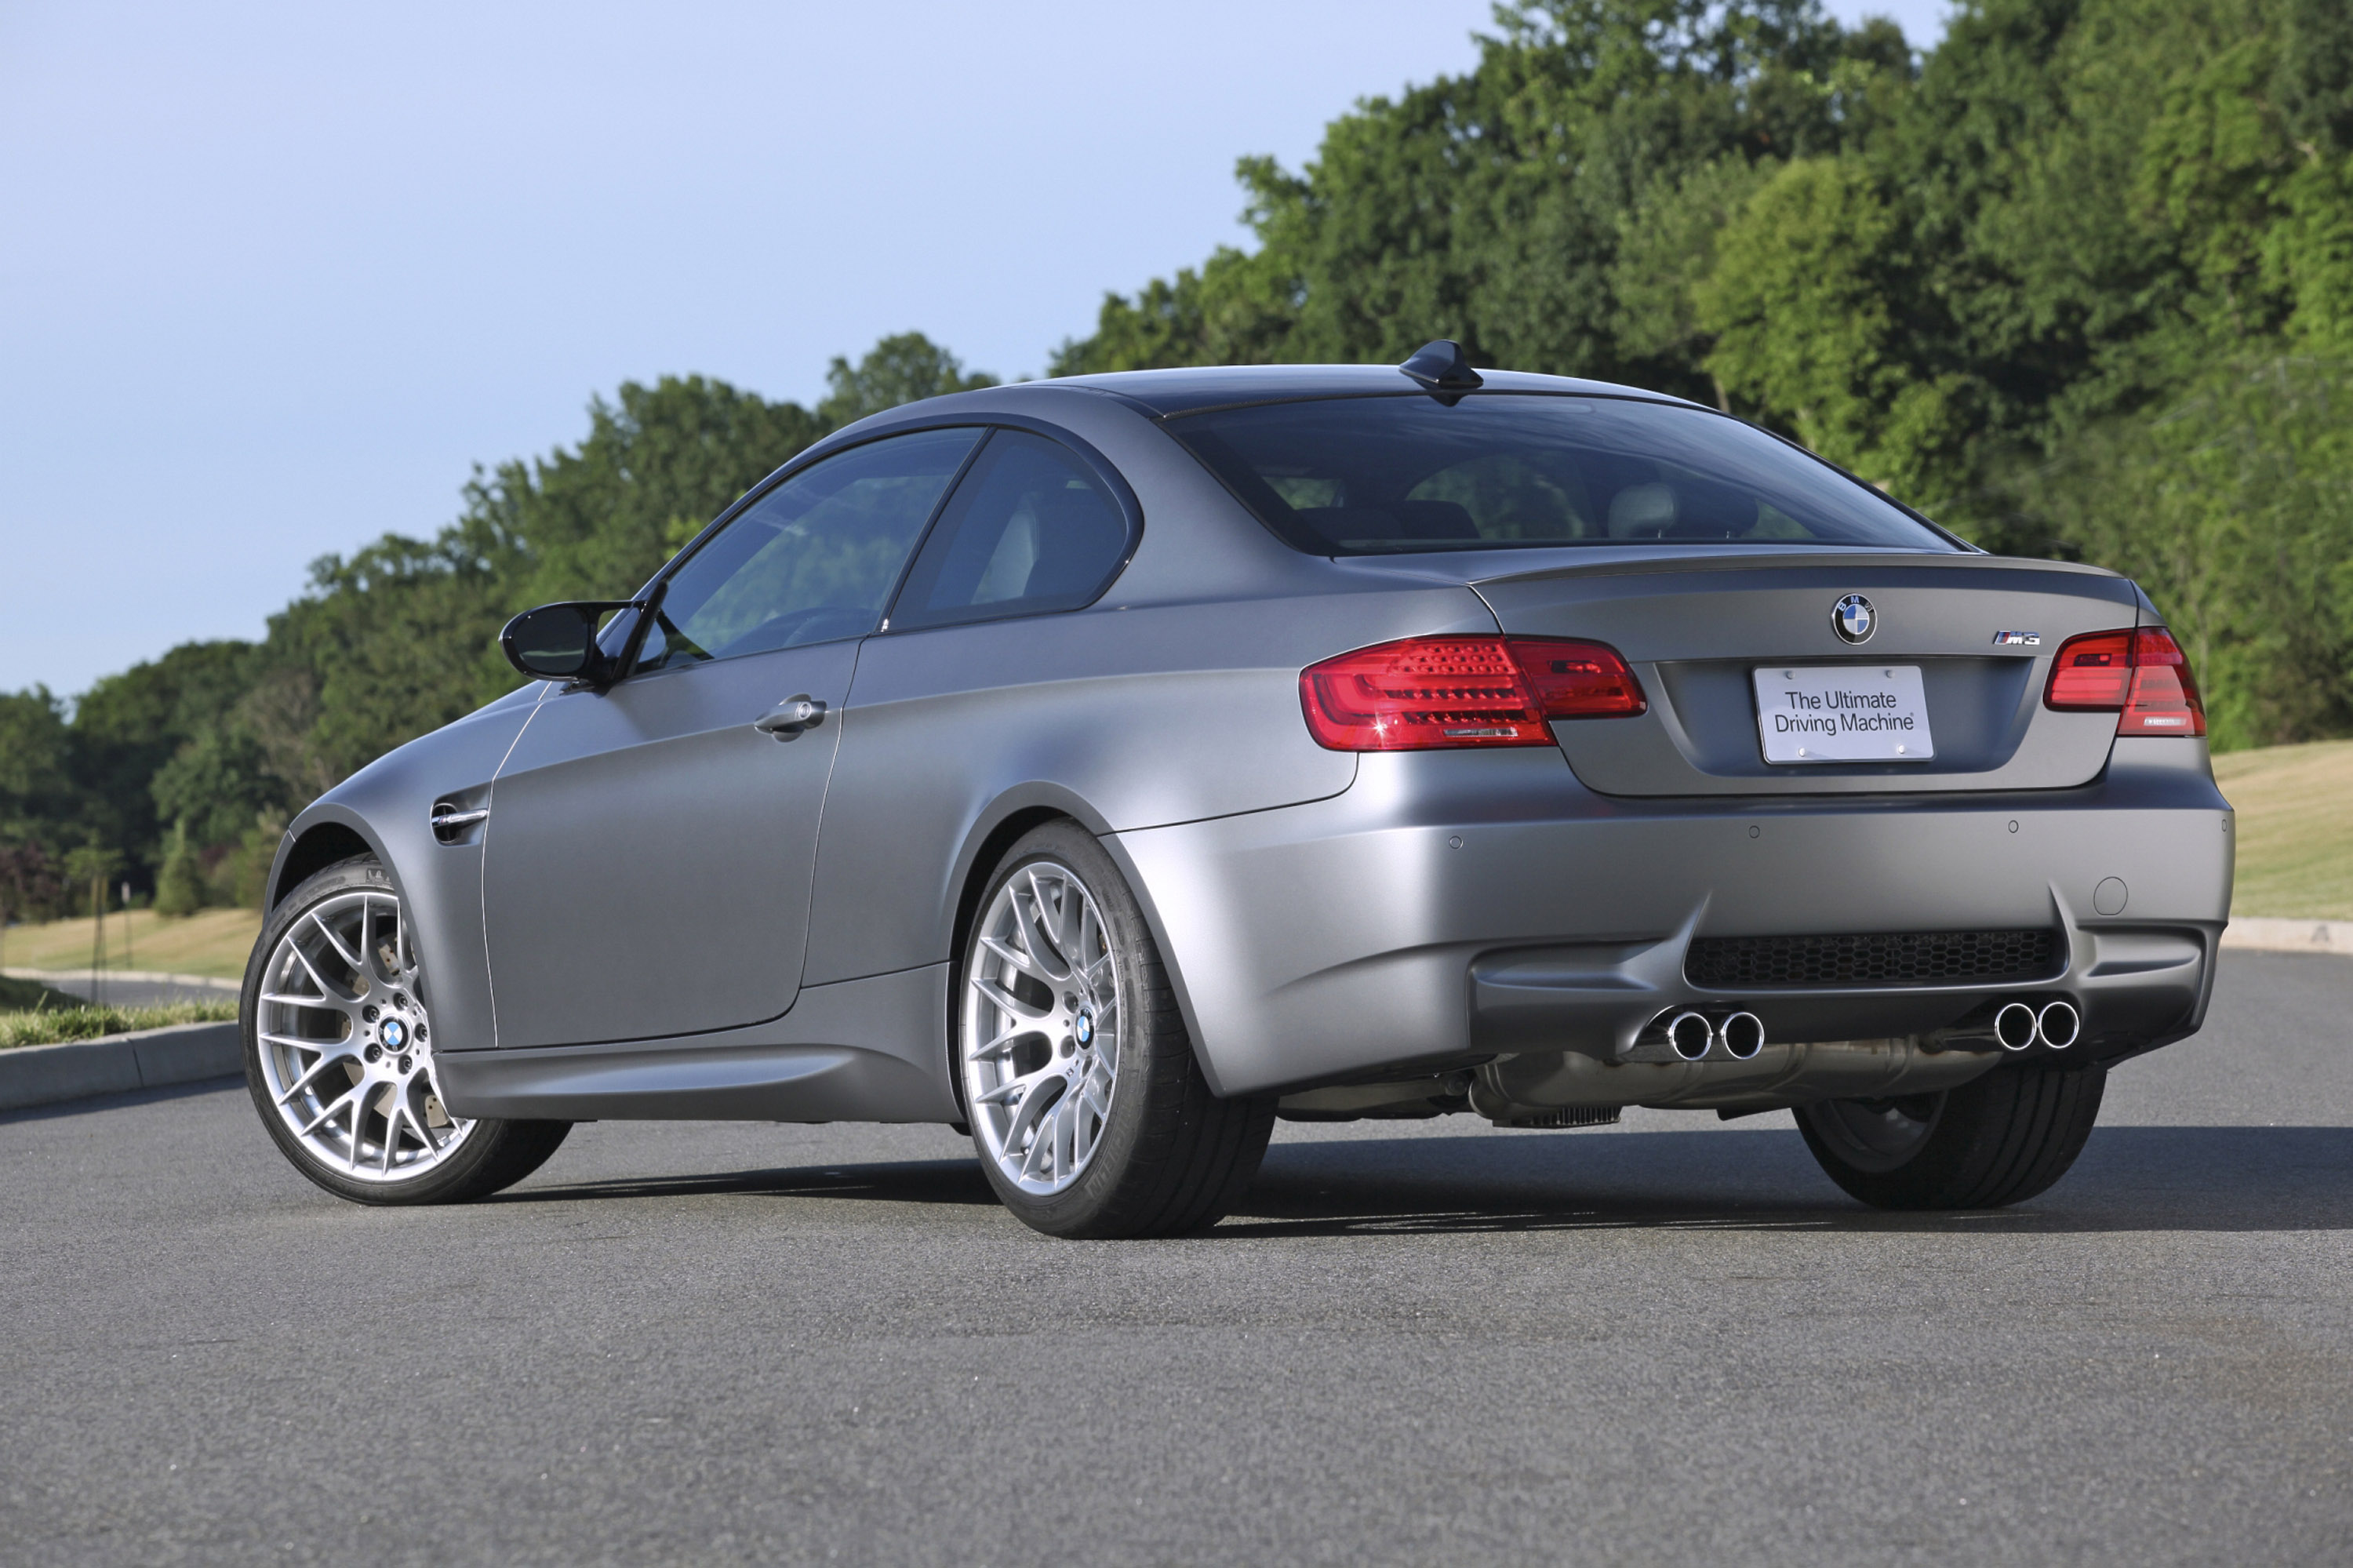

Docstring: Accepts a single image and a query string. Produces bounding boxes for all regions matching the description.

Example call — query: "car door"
[479,426,984,1049]
[802,427,1144,985]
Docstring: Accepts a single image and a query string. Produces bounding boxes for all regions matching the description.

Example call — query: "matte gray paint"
[436,963,959,1122]
[267,697,540,1053]
[806,588,1487,987]
[479,638,859,1048]
[260,369,2234,1132]
[1472,555,2142,795]
[1114,742,2229,1099]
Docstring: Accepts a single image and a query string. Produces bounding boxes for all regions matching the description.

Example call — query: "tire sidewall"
[243,855,512,1206]
[957,823,1173,1233]
[1798,1064,2104,1210]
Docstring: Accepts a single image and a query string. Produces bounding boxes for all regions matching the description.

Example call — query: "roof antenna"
[1398,339,1483,404]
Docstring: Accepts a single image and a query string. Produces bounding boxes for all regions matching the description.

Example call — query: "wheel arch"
[269,810,390,911]
[943,784,1228,1100]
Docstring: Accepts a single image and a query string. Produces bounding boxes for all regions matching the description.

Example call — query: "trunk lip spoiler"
[1462,549,2133,593]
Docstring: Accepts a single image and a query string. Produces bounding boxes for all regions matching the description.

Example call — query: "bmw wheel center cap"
[1074,1012,1093,1047]
[381,1018,408,1050]
[1832,593,1875,644]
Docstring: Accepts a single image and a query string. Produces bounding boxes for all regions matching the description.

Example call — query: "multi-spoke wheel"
[964,858,1121,1195]
[1796,1066,2106,1210]
[957,820,1275,1239]
[242,856,570,1205]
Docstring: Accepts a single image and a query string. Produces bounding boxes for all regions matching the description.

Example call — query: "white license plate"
[1753,665,1935,763]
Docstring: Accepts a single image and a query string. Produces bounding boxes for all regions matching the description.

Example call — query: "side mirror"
[500,602,635,684]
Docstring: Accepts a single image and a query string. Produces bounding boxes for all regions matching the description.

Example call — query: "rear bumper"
[1110,740,2232,1098]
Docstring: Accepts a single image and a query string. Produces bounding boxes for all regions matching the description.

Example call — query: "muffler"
[1719,1011,1766,1061]
[1667,1011,1714,1062]
[1995,1002,2039,1052]
[2037,999,2081,1050]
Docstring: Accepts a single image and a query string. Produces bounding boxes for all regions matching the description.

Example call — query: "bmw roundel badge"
[1832,593,1875,644]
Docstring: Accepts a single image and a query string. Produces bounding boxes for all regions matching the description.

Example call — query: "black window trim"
[604,424,993,678]
[628,413,1144,654]
[1157,387,1975,558]
[873,416,1146,635]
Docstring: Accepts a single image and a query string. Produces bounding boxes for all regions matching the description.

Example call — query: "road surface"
[4,951,2349,1564]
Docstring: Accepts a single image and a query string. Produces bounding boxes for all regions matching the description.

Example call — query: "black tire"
[1796,1064,2105,1210]
[956,820,1275,1239]
[243,855,571,1206]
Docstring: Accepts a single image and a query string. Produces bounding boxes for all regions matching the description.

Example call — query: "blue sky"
[1,1,1951,700]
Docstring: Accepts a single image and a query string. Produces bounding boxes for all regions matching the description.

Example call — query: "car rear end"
[1106,377,2231,1123]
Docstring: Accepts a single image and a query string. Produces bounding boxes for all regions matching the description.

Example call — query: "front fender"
[267,696,543,1053]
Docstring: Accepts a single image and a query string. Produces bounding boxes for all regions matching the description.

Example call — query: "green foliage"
[1053,0,1911,401]
[0,333,995,896]
[2013,355,2353,748]
[818,333,998,427]
[0,999,238,1050]
[154,819,204,918]
[0,689,71,843]
[67,641,267,868]
[1054,0,2353,747]
[0,842,70,925]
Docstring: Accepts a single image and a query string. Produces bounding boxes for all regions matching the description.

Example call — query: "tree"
[817,333,998,427]
[67,641,268,874]
[1053,0,1911,401]
[154,819,205,918]
[0,688,72,844]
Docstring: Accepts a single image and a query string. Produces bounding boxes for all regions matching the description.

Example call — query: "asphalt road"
[5,952,2351,1566]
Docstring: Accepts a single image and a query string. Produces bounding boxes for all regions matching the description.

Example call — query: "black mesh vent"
[1686,930,2063,989]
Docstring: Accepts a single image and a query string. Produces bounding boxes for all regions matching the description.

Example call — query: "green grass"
[2213,737,2353,920]
[0,905,261,979]
[0,999,239,1050]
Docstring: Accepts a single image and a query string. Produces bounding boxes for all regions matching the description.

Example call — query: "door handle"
[430,801,490,843]
[753,696,826,740]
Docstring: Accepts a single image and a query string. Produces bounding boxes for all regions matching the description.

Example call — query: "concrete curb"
[2220,918,2353,958]
[3,966,241,993]
[0,1021,242,1114]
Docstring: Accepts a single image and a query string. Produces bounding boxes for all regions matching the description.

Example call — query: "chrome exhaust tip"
[1995,1002,2039,1052]
[1667,1011,1714,1062]
[2037,1000,2081,1050]
[1719,1011,1766,1061]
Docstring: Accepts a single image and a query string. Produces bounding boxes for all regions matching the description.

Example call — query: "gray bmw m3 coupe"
[242,342,2232,1237]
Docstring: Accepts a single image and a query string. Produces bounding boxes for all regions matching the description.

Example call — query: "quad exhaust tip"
[1667,1011,1714,1062]
[1995,1002,2040,1051]
[2038,999,2081,1050]
[1993,998,2080,1051]
[1664,1010,1767,1062]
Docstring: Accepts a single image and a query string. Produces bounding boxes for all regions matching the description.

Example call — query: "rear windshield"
[1166,393,1955,555]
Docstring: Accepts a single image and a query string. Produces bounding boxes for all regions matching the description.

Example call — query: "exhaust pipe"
[1719,1011,1766,1061]
[1995,1002,2039,1052]
[2037,999,2081,1050]
[1667,1011,1714,1062]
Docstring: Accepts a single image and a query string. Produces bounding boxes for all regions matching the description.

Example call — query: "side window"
[633,427,983,673]
[886,430,1132,633]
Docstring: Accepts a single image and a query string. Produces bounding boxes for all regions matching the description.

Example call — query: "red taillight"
[1299,635,1646,751]
[2043,626,2206,737]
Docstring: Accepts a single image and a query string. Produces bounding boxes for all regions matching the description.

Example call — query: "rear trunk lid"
[1472,551,2142,796]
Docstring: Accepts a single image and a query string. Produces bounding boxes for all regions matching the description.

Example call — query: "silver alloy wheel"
[1808,1092,1945,1174]
[961,860,1121,1195]
[255,889,473,1182]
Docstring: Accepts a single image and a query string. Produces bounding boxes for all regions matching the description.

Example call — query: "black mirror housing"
[500,602,635,684]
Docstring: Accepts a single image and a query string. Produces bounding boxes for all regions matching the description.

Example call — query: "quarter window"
[886,430,1131,632]
[632,427,983,672]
